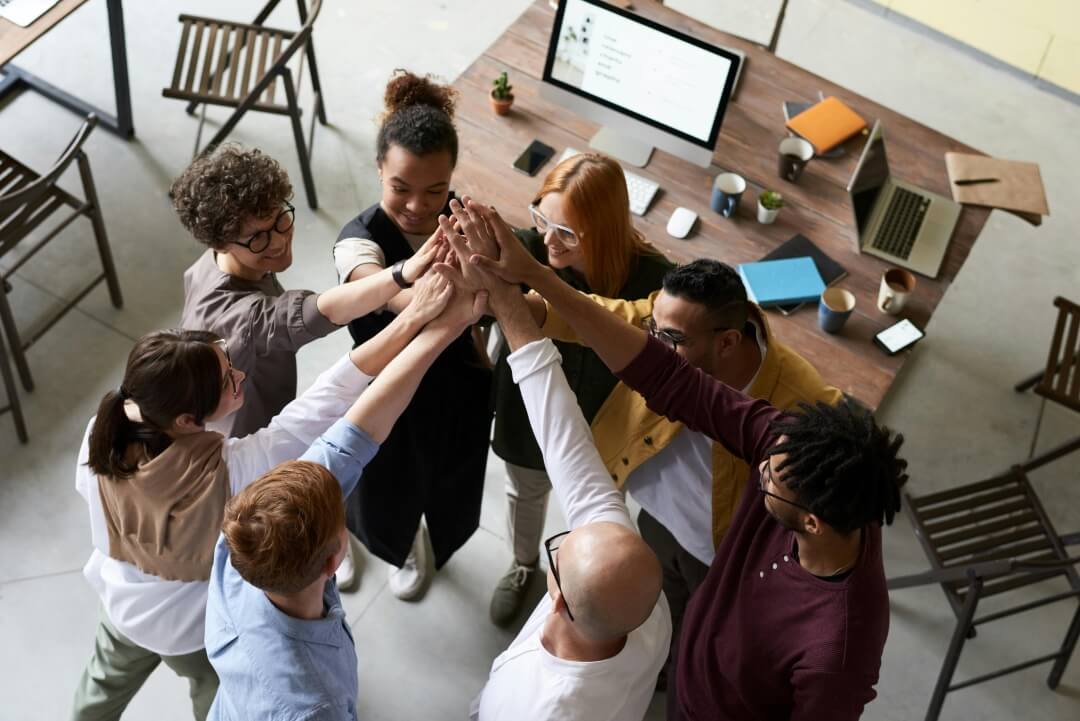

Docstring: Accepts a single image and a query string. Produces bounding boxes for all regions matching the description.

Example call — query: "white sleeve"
[75,418,110,555]
[508,338,633,530]
[334,237,386,283]
[221,354,373,494]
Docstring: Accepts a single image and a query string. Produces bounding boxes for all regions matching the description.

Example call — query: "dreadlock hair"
[766,399,908,534]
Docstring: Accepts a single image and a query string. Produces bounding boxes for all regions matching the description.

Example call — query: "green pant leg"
[160,648,219,721]
[71,609,161,721]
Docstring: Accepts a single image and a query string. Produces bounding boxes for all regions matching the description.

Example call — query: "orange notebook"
[785,97,867,154]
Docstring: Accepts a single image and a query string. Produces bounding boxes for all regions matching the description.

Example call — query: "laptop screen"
[847,122,890,238]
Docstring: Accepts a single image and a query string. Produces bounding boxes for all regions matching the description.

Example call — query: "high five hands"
[433,196,548,307]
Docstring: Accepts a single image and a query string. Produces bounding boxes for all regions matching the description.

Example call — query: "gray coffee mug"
[711,173,746,218]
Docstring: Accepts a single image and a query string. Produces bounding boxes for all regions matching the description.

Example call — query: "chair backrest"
[1036,296,1080,414]
[271,0,322,75]
[0,115,97,246]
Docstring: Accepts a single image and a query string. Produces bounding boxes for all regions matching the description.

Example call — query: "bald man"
[467,258,671,721]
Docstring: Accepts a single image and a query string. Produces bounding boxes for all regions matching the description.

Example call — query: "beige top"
[97,431,230,583]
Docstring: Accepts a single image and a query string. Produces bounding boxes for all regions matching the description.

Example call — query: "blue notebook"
[737,257,825,308]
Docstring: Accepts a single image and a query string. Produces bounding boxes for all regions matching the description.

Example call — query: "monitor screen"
[848,122,891,236]
[543,0,739,149]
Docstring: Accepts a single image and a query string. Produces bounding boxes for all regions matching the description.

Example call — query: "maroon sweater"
[617,336,889,721]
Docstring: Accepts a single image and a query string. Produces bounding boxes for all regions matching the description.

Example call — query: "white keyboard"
[559,147,659,216]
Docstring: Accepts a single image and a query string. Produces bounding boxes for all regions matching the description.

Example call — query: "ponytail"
[85,329,223,481]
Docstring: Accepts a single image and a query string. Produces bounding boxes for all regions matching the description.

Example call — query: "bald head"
[555,521,663,642]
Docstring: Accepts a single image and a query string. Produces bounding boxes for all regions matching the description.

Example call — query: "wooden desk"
[0,0,133,137]
[450,0,990,410]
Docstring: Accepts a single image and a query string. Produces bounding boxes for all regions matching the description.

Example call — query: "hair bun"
[384,69,457,120]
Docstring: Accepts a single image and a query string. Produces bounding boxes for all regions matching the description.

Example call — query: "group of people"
[71,70,910,721]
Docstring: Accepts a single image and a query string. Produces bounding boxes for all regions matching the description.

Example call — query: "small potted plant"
[757,190,784,224]
[491,71,514,116]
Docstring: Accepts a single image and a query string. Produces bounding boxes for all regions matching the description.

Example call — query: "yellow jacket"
[541,291,844,548]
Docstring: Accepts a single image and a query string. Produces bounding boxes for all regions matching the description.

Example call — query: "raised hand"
[463,201,547,286]
[430,284,489,334]
[403,269,453,326]
[401,218,455,284]
[448,197,499,261]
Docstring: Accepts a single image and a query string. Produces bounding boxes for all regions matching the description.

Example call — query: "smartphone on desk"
[874,319,925,355]
[513,140,555,177]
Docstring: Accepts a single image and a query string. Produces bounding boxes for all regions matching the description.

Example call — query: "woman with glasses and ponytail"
[487,152,672,628]
[70,275,453,720]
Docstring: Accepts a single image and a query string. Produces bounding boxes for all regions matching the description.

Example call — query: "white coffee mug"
[878,268,916,315]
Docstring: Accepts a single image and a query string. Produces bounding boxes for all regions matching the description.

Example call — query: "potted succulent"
[757,190,784,224]
[491,71,514,116]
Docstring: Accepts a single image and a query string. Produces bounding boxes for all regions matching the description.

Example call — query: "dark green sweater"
[491,228,673,470]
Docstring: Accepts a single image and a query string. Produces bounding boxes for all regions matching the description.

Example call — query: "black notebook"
[759,234,847,315]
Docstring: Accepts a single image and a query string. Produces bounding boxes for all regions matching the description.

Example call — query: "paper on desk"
[945,152,1049,227]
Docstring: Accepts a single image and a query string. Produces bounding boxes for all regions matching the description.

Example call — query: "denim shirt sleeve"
[300,418,380,497]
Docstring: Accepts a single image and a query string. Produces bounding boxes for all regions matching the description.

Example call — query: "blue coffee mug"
[818,288,856,334]
[711,173,746,218]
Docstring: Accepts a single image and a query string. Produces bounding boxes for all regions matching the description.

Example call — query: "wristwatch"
[391,259,413,289]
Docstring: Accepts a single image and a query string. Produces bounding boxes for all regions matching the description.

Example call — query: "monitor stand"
[589,127,654,168]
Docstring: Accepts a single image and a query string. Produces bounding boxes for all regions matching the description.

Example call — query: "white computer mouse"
[667,207,698,238]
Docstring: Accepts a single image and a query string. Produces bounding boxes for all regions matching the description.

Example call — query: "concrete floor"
[0,1,1078,720]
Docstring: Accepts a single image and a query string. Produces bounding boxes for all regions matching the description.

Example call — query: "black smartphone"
[513,140,556,177]
[874,319,925,355]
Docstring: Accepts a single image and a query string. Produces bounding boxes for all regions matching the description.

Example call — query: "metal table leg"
[0,0,134,138]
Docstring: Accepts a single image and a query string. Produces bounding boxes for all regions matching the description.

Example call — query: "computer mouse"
[667,207,698,239]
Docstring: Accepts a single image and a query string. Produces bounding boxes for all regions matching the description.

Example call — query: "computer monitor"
[541,0,741,168]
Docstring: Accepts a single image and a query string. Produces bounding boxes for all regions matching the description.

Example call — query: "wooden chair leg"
[1048,601,1080,689]
[77,153,123,309]
[282,69,317,209]
[0,284,32,392]
[1028,397,1047,459]
[925,578,982,721]
[0,322,28,443]
[1015,369,1044,393]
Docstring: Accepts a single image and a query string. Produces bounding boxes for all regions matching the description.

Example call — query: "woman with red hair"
[488,152,673,626]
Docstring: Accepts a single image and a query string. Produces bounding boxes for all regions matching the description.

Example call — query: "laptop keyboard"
[871,187,931,260]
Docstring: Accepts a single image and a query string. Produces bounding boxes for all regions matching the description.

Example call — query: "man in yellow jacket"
[539,259,842,700]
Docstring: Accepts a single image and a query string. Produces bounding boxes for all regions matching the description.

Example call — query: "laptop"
[846,120,960,278]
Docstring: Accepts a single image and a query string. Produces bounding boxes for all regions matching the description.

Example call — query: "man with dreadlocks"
[459,200,910,721]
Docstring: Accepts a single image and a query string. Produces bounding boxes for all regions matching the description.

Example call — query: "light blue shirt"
[205,418,379,721]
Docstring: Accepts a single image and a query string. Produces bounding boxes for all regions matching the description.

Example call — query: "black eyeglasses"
[644,316,733,352]
[228,203,295,254]
[759,458,813,514]
[214,339,238,396]
[544,530,574,621]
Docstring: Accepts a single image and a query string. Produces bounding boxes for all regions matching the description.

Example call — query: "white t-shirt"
[472,338,672,721]
[624,319,769,565]
[474,593,670,721]
[626,427,715,565]
[74,355,372,656]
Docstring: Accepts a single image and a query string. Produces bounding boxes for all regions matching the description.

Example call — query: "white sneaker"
[388,524,432,601]
[335,533,362,593]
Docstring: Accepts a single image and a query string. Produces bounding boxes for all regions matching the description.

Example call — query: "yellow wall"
[869,0,1080,94]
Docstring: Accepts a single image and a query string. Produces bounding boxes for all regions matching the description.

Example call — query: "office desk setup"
[451,0,991,410]
[0,0,132,136]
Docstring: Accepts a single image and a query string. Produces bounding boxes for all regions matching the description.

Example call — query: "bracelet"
[391,259,413,289]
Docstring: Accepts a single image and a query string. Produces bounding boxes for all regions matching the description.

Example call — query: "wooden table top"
[450,0,990,409]
[0,0,88,68]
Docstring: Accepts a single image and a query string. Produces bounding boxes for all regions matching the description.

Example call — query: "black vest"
[335,200,491,567]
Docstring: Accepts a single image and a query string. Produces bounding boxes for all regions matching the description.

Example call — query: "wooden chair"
[162,0,326,209]
[1015,296,1080,460]
[0,114,123,443]
[888,450,1080,721]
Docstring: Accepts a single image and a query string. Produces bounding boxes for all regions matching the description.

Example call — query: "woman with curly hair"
[333,70,491,601]
[173,145,448,590]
